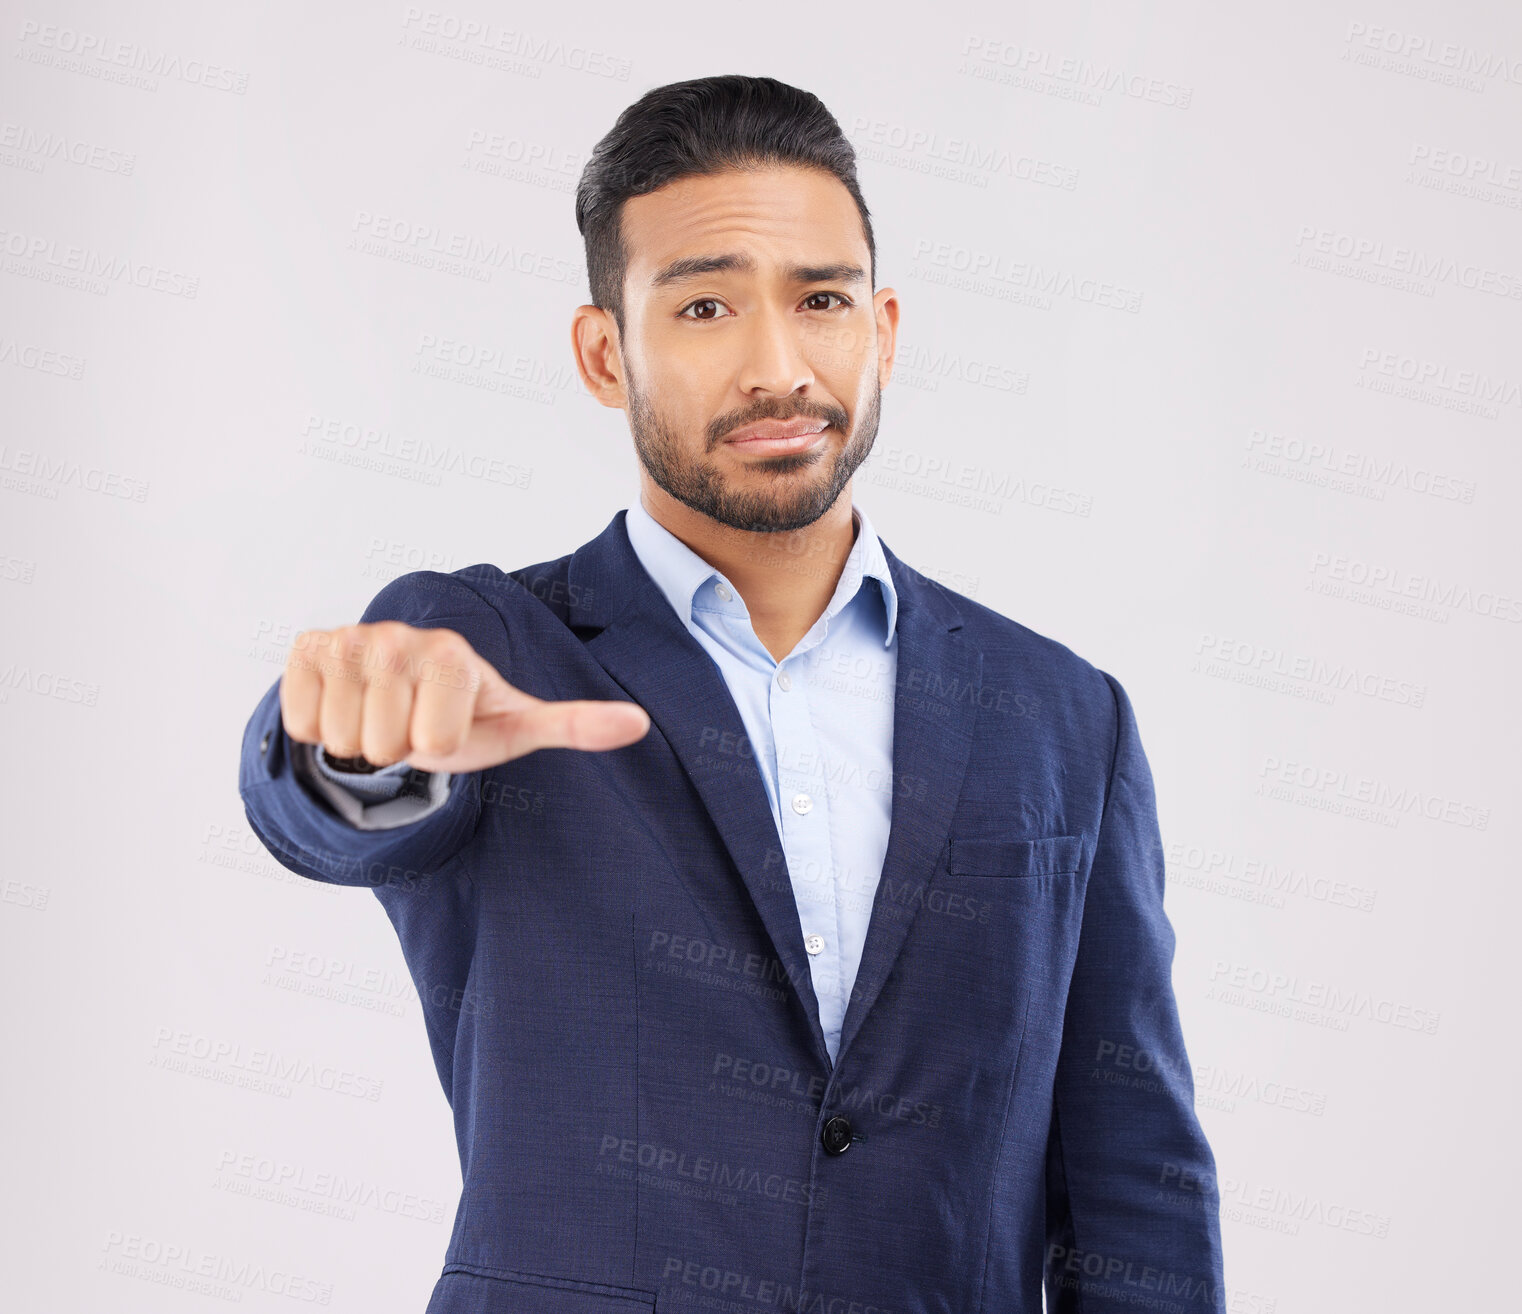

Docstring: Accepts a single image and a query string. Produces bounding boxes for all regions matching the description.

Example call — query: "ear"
[872,287,900,388]
[571,304,628,408]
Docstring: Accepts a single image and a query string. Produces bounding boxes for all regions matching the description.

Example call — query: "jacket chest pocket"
[945,834,1083,878]
[434,1264,657,1311]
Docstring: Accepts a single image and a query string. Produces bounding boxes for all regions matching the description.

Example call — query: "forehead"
[620,165,867,291]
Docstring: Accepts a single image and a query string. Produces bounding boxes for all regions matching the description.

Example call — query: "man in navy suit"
[240,75,1226,1314]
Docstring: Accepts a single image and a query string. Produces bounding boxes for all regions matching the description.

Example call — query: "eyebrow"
[649,251,867,289]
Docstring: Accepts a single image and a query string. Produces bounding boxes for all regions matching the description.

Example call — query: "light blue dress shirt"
[301,499,900,1063]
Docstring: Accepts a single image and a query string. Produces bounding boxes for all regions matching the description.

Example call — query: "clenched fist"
[280,621,650,774]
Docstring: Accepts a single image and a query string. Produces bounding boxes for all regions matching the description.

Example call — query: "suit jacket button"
[821,1115,854,1155]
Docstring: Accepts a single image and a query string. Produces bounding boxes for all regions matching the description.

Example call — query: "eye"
[676,292,855,321]
[678,298,733,321]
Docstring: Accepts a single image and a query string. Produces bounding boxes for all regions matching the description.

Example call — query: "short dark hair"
[574,74,876,338]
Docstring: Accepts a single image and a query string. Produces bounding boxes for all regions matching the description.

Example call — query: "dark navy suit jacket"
[238,509,1226,1313]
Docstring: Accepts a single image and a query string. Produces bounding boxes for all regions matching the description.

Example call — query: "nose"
[735,300,816,399]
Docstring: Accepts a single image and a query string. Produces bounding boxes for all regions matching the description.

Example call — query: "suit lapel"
[563,510,979,1073]
[566,512,833,1063]
[835,537,979,1063]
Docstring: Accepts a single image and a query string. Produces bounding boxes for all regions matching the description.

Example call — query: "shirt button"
[777,670,792,691]
[715,582,733,601]
[804,933,825,955]
[791,792,813,815]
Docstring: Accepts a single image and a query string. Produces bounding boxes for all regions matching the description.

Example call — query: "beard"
[625,361,881,534]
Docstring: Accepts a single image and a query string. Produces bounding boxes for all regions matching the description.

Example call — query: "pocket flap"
[432,1265,656,1312]
[947,834,1083,877]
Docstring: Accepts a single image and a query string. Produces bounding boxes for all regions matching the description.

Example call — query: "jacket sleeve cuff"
[296,741,455,831]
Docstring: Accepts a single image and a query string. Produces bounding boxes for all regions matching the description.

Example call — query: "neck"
[638,482,858,662]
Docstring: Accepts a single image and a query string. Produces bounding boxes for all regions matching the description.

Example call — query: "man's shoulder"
[901,563,1108,682]
[356,549,584,627]
[899,564,1121,711]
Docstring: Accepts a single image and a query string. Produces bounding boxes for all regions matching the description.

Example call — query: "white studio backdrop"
[3,1,1518,1310]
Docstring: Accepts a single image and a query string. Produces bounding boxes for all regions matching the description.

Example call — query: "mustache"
[711,406,848,442]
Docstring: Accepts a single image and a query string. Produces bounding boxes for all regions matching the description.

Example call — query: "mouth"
[724,422,830,456]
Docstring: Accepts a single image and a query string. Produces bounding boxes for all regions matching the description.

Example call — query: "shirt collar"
[623,496,899,648]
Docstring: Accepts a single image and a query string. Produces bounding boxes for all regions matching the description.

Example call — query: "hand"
[280,621,650,774]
